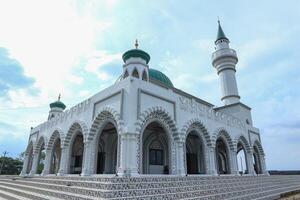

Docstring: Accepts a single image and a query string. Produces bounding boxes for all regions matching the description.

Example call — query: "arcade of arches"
[23,124,266,176]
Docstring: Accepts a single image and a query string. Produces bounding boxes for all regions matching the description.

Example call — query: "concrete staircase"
[0,175,299,200]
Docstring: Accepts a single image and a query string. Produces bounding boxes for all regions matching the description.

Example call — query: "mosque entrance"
[186,131,205,174]
[50,138,61,174]
[237,142,248,174]
[96,122,118,174]
[142,122,170,174]
[70,133,84,174]
[216,138,230,174]
[253,146,262,174]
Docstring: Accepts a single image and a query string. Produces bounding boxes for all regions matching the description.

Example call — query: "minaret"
[212,20,240,105]
[48,94,66,120]
[122,40,150,81]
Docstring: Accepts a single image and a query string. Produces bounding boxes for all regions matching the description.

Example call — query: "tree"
[0,156,23,175]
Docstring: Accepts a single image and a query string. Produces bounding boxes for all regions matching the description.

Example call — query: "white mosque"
[20,21,268,177]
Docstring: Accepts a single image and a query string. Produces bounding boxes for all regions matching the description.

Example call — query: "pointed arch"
[87,107,123,174]
[235,135,251,153]
[253,140,265,174]
[25,140,34,155]
[34,136,46,154]
[135,107,178,140]
[142,70,148,81]
[136,107,179,174]
[212,127,234,150]
[132,68,140,79]
[62,121,88,147]
[181,119,212,146]
[46,129,64,151]
[88,106,123,141]
[123,69,129,79]
[212,128,234,174]
[253,140,265,156]
[235,135,251,174]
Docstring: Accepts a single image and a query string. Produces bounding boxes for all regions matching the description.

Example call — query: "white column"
[175,140,185,176]
[207,146,217,175]
[81,141,93,176]
[230,148,239,175]
[246,151,255,175]
[20,154,29,176]
[29,153,39,176]
[41,150,51,175]
[261,155,269,175]
[118,132,139,177]
[58,147,68,176]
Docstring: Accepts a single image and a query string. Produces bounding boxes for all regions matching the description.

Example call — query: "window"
[142,70,148,81]
[149,149,163,165]
[123,70,129,78]
[132,68,139,78]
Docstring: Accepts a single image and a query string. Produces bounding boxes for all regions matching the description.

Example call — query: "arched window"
[142,70,148,81]
[123,70,129,79]
[132,68,139,79]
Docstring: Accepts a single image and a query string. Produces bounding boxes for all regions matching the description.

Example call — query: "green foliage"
[36,151,45,174]
[0,156,23,175]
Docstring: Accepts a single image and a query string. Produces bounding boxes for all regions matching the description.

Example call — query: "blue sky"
[0,0,299,170]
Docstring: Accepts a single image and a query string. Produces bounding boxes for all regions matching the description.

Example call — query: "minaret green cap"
[216,20,229,43]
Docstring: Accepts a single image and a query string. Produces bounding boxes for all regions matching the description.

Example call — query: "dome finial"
[58,93,61,101]
[135,39,139,49]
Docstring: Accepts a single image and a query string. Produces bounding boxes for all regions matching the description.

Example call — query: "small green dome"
[50,100,66,110]
[149,68,174,88]
[122,49,151,64]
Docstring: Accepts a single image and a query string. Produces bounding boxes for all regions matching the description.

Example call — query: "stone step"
[0,175,299,199]
[0,189,31,200]
[0,181,99,200]
[0,184,60,200]
[108,181,300,199]
[2,177,299,199]
[0,177,285,191]
[234,185,300,200]
[23,175,273,183]
[4,176,299,191]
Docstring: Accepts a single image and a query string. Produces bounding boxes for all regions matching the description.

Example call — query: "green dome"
[122,49,151,64]
[149,68,174,88]
[50,100,66,110]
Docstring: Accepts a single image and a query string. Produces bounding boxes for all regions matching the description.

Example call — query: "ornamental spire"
[216,19,229,43]
[135,39,139,49]
[58,93,61,101]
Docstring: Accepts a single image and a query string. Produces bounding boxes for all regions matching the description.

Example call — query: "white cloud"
[84,50,122,80]
[236,37,281,69]
[0,0,112,98]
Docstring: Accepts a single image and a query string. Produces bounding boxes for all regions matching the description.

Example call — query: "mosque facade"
[20,22,268,177]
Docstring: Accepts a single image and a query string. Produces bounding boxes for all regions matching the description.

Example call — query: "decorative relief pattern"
[135,106,179,174]
[234,135,251,154]
[63,120,88,148]
[34,136,47,154]
[88,106,124,170]
[181,118,212,146]
[179,96,246,130]
[46,129,64,151]
[211,127,235,150]
[88,106,124,142]
[253,140,265,156]
[33,98,91,133]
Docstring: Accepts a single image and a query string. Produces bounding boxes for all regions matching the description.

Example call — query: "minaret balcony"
[212,48,237,65]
